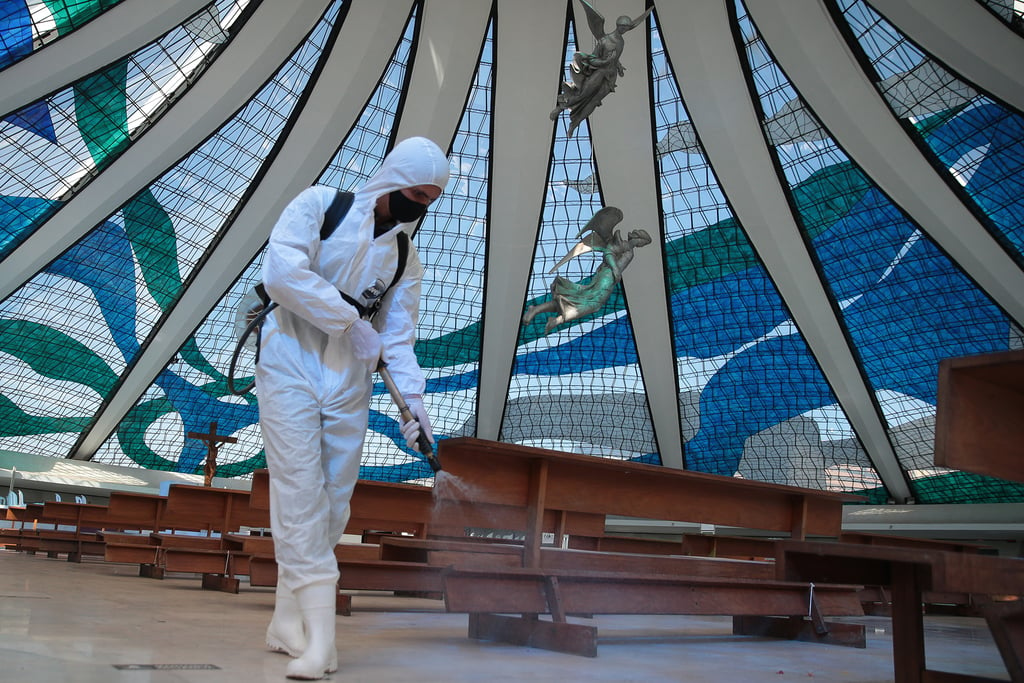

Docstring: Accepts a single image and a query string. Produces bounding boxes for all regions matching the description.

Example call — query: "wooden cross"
[187,421,238,487]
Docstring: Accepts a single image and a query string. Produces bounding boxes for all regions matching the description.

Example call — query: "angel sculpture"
[522,206,652,333]
[550,1,653,137]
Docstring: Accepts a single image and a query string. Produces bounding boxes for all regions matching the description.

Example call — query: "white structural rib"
[580,0,683,468]
[476,0,567,440]
[73,1,416,459]
[749,0,1024,327]
[395,0,492,147]
[870,0,1024,113]
[0,0,330,303]
[0,0,210,117]
[656,1,913,501]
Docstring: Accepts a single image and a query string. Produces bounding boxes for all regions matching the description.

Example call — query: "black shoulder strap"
[390,231,409,289]
[320,190,354,241]
[262,190,409,319]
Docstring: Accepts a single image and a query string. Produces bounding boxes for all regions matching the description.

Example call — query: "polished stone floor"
[0,549,1009,682]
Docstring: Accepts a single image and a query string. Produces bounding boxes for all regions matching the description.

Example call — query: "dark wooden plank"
[776,540,1024,683]
[105,492,167,532]
[443,566,864,617]
[436,438,860,539]
[468,613,598,657]
[163,485,266,533]
[982,601,1024,683]
[935,349,1024,483]
[336,559,445,593]
[537,547,776,580]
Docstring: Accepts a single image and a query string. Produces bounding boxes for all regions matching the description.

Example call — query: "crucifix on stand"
[187,421,237,487]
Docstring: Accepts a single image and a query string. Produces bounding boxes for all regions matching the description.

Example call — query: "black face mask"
[387,189,428,223]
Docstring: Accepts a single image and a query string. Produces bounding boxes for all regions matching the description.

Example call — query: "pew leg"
[201,573,240,594]
[139,564,164,579]
[732,616,866,648]
[467,613,598,657]
[336,592,352,617]
[891,562,926,683]
[982,601,1024,683]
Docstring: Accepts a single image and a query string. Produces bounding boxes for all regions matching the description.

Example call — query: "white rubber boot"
[285,582,338,680]
[266,583,306,657]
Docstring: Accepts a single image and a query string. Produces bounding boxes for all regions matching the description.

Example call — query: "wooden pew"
[428,437,867,655]
[248,472,453,610]
[156,485,268,592]
[250,469,434,539]
[102,486,267,589]
[246,470,439,591]
[101,492,172,577]
[434,437,861,567]
[835,532,994,616]
[34,501,122,562]
[1,499,151,562]
[444,566,866,657]
[775,539,1023,683]
[245,470,606,612]
[568,531,779,560]
[1,504,46,552]
[934,349,1024,483]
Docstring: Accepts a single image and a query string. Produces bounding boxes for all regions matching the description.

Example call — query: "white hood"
[357,136,450,207]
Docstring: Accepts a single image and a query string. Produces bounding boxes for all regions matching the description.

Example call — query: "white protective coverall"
[256,137,449,593]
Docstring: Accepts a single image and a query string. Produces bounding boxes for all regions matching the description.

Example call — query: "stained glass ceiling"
[1,0,1022,506]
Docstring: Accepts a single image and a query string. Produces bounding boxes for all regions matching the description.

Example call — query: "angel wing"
[578,0,606,40]
[548,206,624,273]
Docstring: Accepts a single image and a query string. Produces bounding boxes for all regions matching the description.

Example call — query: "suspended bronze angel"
[522,207,652,333]
[550,1,653,137]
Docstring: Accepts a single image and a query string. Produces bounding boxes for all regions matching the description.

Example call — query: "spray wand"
[377,361,442,473]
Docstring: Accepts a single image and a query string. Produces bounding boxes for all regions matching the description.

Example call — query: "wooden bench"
[424,437,867,655]
[443,565,866,657]
[568,532,779,560]
[246,471,442,606]
[246,469,605,612]
[775,539,1023,683]
[102,486,268,590]
[101,492,173,576]
[2,503,47,552]
[1,500,151,562]
[33,501,125,561]
[435,437,861,563]
[156,485,268,592]
[835,532,995,617]
[379,534,780,581]
[935,349,1024,483]
[246,471,437,588]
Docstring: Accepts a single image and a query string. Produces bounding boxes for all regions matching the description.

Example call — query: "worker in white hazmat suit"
[256,137,450,680]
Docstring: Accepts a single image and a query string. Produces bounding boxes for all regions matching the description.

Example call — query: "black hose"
[229,302,442,473]
[227,302,276,396]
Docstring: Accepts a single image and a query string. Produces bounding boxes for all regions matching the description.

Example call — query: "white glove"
[400,397,434,452]
[348,319,382,367]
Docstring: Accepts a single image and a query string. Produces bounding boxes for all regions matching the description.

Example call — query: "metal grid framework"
[652,11,878,494]
[977,0,1024,36]
[842,0,1024,266]
[1,0,251,258]
[506,18,656,463]
[409,19,493,473]
[736,0,1023,503]
[7,0,343,474]
[1,0,124,70]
